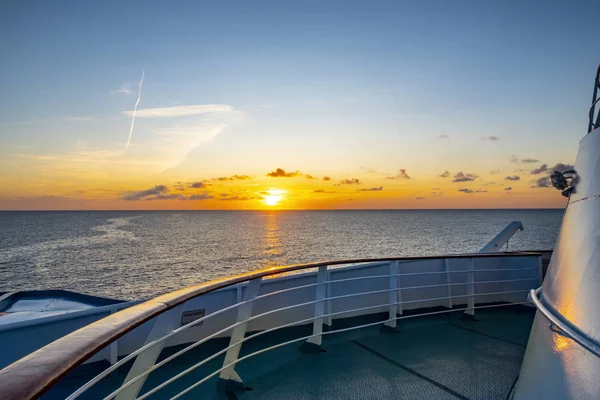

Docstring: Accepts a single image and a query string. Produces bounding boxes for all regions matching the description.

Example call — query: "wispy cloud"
[438,171,450,178]
[458,188,487,194]
[416,197,424,200]
[385,169,410,180]
[505,175,520,181]
[126,68,145,150]
[531,177,551,188]
[340,178,360,185]
[505,187,512,191]
[510,155,519,163]
[452,172,478,182]
[190,193,214,200]
[110,84,132,96]
[123,104,233,118]
[189,181,207,188]
[213,175,252,181]
[358,186,383,191]
[521,158,539,163]
[122,184,214,201]
[530,164,548,174]
[266,168,302,178]
[219,194,258,201]
[122,184,167,200]
[322,176,331,181]
[490,169,500,174]
[437,134,450,140]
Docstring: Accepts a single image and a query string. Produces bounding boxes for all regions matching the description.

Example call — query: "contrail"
[126,68,145,150]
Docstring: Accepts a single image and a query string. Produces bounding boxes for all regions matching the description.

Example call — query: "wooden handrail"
[0,252,542,400]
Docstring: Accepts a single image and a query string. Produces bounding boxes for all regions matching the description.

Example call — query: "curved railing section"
[528,287,600,358]
[0,252,543,400]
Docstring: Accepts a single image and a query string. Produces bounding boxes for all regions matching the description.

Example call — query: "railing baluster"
[324,270,333,327]
[464,258,475,317]
[397,262,403,316]
[445,259,452,308]
[114,305,182,400]
[304,265,328,348]
[217,277,262,391]
[383,261,399,330]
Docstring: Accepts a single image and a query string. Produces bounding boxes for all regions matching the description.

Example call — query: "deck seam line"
[448,323,526,348]
[350,340,470,400]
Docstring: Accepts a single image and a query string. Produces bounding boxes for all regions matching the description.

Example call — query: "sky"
[0,0,598,210]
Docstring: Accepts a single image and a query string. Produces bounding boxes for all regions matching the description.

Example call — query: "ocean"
[0,210,563,300]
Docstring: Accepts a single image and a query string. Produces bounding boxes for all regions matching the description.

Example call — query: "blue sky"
[0,0,598,209]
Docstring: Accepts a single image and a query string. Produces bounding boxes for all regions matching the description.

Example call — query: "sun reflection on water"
[263,211,284,268]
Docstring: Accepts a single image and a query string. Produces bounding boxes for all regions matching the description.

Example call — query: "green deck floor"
[45,305,535,400]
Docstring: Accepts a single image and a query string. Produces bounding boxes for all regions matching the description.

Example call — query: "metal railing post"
[115,305,182,400]
[464,258,475,316]
[305,265,328,347]
[537,255,544,286]
[324,270,333,327]
[384,261,399,328]
[217,277,262,391]
[445,259,453,308]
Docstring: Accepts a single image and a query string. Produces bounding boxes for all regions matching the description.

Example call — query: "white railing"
[479,221,524,252]
[61,254,541,400]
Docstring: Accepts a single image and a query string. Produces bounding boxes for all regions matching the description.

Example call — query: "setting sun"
[264,189,285,206]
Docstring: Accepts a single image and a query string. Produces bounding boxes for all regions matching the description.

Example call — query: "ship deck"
[45,304,535,400]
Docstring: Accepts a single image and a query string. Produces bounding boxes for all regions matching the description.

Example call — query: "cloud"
[531,177,551,188]
[438,171,450,178]
[385,169,410,180]
[340,178,361,185]
[530,164,548,174]
[431,187,440,190]
[551,163,575,172]
[483,136,500,141]
[322,176,331,181]
[121,184,214,201]
[457,188,487,194]
[521,158,539,163]
[490,169,500,174]
[452,172,478,182]
[122,185,168,200]
[123,104,234,118]
[305,174,316,179]
[437,134,449,139]
[189,181,206,188]
[110,84,132,96]
[416,196,424,200]
[505,175,520,181]
[510,155,519,163]
[504,187,512,191]
[151,193,188,200]
[481,182,496,186]
[214,174,252,181]
[358,186,383,191]
[360,166,378,173]
[266,168,302,178]
[189,193,214,200]
[313,189,325,193]
[219,195,257,201]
